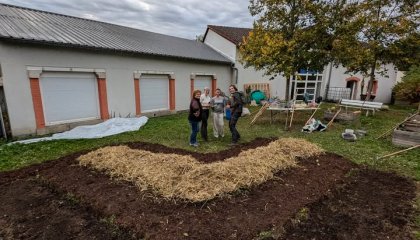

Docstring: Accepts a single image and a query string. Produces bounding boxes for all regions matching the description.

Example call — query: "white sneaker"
[189,143,199,147]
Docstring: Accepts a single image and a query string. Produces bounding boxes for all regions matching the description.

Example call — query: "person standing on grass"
[210,88,226,138]
[188,90,202,147]
[200,87,211,141]
[226,85,243,145]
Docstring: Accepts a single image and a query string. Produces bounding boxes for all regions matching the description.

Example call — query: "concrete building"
[203,25,398,104]
[0,4,233,137]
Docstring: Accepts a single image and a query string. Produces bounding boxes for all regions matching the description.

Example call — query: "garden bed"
[0,138,416,239]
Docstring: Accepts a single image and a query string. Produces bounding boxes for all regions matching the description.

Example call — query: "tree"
[391,32,420,71]
[393,65,420,103]
[240,0,339,100]
[332,0,419,100]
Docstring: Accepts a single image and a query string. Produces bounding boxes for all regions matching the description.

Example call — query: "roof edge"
[0,37,233,65]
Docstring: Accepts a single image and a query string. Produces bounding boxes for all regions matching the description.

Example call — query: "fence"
[325,87,351,102]
[243,83,271,99]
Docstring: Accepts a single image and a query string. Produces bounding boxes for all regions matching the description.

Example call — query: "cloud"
[1,0,254,39]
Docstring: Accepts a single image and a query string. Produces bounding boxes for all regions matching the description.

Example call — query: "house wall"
[328,64,398,103]
[235,52,286,98]
[0,42,232,136]
[204,30,237,61]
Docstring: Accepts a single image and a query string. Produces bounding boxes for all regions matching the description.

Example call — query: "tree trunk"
[285,75,291,101]
[366,63,376,101]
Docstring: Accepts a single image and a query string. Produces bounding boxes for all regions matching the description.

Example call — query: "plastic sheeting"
[12,117,149,144]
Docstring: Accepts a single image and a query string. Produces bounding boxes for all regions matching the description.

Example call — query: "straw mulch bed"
[78,138,324,202]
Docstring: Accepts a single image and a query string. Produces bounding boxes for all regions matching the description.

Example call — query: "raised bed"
[392,129,420,147]
[324,110,360,122]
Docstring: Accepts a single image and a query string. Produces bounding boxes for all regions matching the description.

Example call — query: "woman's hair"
[229,85,238,91]
[192,89,201,98]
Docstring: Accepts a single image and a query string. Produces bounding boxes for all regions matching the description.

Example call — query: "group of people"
[188,84,243,147]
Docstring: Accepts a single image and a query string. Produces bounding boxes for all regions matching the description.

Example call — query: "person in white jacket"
[200,87,211,141]
[210,88,226,138]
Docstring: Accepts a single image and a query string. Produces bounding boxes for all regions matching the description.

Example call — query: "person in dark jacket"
[188,90,202,147]
[226,85,243,145]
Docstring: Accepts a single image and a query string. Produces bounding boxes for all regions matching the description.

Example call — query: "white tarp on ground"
[12,117,149,144]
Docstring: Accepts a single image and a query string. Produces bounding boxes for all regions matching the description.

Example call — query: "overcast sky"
[1,0,255,39]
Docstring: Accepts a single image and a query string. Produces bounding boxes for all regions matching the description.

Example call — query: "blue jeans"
[189,120,200,144]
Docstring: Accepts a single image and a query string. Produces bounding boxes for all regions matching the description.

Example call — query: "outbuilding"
[0,4,233,137]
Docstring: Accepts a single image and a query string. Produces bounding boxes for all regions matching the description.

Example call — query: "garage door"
[140,75,169,112]
[40,72,99,125]
[194,76,212,94]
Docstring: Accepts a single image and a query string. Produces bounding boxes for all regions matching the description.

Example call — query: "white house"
[203,25,398,104]
[0,4,234,137]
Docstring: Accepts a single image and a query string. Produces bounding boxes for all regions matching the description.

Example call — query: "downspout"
[0,102,5,140]
[324,62,333,100]
[231,63,238,85]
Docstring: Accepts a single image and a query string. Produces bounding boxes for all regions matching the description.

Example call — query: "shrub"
[393,65,420,103]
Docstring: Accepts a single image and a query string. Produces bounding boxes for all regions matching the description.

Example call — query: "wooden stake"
[376,144,420,160]
[304,102,322,126]
[376,111,419,139]
[327,108,341,127]
[250,103,270,125]
[288,106,296,128]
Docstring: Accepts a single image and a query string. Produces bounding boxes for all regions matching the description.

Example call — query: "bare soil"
[0,138,416,240]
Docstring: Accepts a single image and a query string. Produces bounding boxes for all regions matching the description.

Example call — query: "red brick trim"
[211,78,217,96]
[169,78,176,110]
[97,78,109,120]
[345,76,361,82]
[372,80,378,95]
[134,78,141,115]
[29,78,46,129]
[190,78,194,97]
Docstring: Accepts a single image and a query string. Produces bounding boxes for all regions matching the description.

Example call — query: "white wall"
[235,54,286,99]
[0,43,232,136]
[204,30,237,61]
[328,64,397,103]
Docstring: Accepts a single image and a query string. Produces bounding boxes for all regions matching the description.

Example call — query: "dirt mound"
[0,178,134,240]
[281,168,416,240]
[0,139,416,239]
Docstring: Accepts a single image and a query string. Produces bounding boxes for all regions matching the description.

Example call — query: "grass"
[0,103,419,181]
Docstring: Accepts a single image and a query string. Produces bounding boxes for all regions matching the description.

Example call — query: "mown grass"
[0,103,419,181]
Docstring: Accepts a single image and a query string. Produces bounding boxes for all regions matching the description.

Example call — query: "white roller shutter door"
[40,72,99,125]
[140,75,169,112]
[194,76,212,93]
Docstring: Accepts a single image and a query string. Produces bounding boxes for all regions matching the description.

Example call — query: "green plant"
[393,65,420,103]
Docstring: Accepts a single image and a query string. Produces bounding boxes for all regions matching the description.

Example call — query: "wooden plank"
[376,112,419,139]
[392,129,420,147]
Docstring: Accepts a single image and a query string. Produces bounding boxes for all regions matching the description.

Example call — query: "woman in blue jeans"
[188,90,202,147]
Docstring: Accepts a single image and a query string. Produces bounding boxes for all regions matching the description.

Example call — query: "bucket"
[225,108,231,120]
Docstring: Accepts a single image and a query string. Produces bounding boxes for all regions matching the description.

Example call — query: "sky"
[0,0,255,39]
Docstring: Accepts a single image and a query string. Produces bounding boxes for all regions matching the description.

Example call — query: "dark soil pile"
[281,169,416,240]
[0,138,416,240]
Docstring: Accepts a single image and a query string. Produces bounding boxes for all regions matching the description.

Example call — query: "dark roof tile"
[207,25,251,46]
[0,4,231,64]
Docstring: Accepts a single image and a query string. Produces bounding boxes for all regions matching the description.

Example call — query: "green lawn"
[0,104,419,181]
